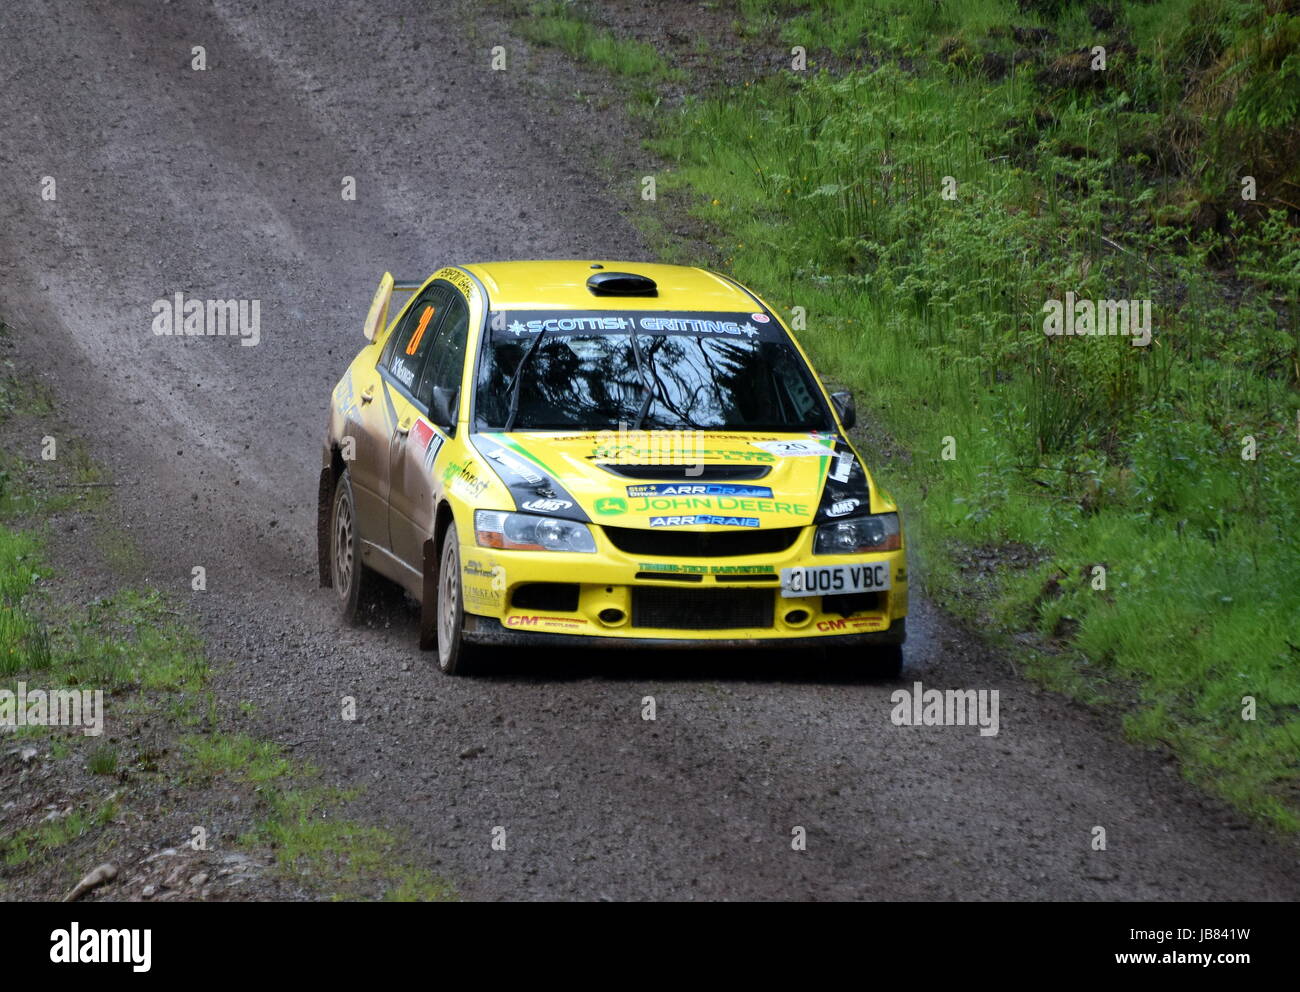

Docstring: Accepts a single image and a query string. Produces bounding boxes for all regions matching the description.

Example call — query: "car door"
[389,285,470,572]
[369,282,452,564]
[342,340,396,554]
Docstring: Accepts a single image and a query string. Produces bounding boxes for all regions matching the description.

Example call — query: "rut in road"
[0,0,1296,899]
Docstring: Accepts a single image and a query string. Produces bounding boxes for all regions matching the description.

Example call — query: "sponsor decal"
[637,316,759,337]
[816,616,887,632]
[595,497,628,515]
[473,435,591,523]
[433,266,477,302]
[464,562,505,607]
[521,497,573,512]
[507,614,588,629]
[650,515,760,528]
[493,311,787,342]
[393,363,416,388]
[411,418,434,450]
[485,448,545,485]
[826,498,859,517]
[630,495,808,515]
[752,438,832,457]
[441,459,489,499]
[637,562,776,575]
[423,432,445,472]
[503,315,760,337]
[507,315,631,335]
[464,586,500,608]
[333,371,355,414]
[829,449,854,483]
[591,446,777,464]
[626,483,773,498]
[594,424,704,469]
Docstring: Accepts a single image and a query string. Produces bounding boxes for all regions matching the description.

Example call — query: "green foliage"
[182,733,294,784]
[647,5,1300,825]
[518,1,684,81]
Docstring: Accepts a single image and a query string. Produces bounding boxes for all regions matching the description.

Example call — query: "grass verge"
[0,342,455,899]
[502,0,1300,828]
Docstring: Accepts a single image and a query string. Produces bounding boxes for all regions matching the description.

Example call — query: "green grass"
[0,347,458,899]
[514,1,685,82]
[184,733,456,901]
[182,733,294,784]
[0,528,49,676]
[87,744,119,776]
[246,788,457,902]
[502,0,1300,827]
[1,801,117,868]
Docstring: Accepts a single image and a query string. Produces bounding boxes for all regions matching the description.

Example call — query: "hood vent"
[586,271,658,297]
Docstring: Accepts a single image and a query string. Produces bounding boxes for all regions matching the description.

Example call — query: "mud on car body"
[319,261,908,675]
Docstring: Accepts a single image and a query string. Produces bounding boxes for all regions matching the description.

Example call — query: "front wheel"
[436,534,475,675]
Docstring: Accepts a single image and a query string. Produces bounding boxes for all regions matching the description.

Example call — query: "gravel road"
[1,0,1296,900]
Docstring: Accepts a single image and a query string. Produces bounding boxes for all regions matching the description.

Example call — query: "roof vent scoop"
[586,271,658,297]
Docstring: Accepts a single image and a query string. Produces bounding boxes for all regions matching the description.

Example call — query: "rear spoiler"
[393,280,423,293]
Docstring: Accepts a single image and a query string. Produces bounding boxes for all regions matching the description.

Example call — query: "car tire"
[436,532,474,676]
[330,469,372,624]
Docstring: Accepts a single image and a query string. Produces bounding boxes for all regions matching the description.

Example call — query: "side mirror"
[830,390,856,430]
[430,386,459,430]
[363,271,395,342]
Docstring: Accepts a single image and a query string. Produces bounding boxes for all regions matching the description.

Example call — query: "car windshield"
[474,310,833,431]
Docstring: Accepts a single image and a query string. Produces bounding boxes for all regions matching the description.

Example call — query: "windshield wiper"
[503,326,549,432]
[629,333,656,431]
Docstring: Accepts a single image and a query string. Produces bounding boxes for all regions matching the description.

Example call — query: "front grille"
[597,463,770,481]
[512,582,580,612]
[632,588,773,630]
[604,526,801,558]
[635,571,703,582]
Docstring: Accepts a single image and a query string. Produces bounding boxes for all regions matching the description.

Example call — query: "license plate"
[780,563,890,598]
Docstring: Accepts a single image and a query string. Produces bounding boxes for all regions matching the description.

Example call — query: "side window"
[381,286,451,394]
[416,295,470,429]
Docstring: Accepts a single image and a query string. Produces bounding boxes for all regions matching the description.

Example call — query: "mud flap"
[419,536,438,650]
[317,467,334,588]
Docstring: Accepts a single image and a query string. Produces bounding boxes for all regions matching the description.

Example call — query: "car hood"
[469,429,856,529]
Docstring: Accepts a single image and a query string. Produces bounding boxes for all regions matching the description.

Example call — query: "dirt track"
[1,0,1297,900]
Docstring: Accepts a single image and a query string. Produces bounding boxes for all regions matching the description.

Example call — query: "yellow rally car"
[318,261,908,675]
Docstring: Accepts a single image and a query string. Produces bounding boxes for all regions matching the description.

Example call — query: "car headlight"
[474,510,597,553]
[814,513,901,554]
